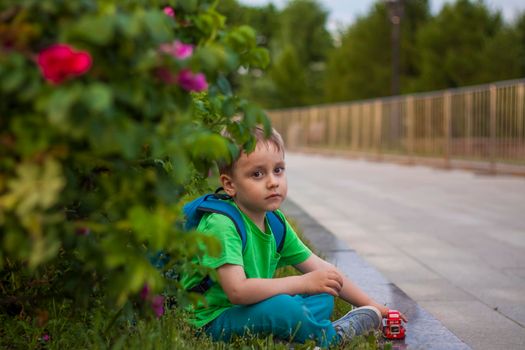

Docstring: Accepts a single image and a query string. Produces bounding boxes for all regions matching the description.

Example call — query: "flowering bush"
[0,0,269,331]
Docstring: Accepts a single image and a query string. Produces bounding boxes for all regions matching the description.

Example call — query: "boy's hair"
[219,125,285,175]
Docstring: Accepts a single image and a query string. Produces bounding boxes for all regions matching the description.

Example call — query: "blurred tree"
[516,13,525,75]
[222,0,523,107]
[324,0,430,102]
[217,0,280,49]
[219,0,332,108]
[324,3,390,102]
[411,0,503,90]
[265,0,332,107]
[269,45,310,106]
[278,0,332,65]
[478,23,523,82]
[217,0,280,101]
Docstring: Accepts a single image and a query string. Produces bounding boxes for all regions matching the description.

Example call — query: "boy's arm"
[216,263,343,305]
[295,254,391,318]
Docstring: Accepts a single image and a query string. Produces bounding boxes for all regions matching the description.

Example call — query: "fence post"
[444,91,452,168]
[341,105,349,148]
[329,106,337,148]
[489,84,497,173]
[351,105,359,151]
[363,103,369,151]
[374,100,383,160]
[465,91,473,158]
[517,83,524,161]
[424,97,431,156]
[407,95,415,162]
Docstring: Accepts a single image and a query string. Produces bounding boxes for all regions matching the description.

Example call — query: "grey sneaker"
[332,306,382,341]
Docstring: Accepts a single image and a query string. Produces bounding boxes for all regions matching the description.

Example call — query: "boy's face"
[221,142,287,223]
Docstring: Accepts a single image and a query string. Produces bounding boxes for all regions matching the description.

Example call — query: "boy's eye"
[274,167,285,174]
[252,171,263,178]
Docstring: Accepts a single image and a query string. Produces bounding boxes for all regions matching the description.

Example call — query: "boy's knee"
[266,294,300,310]
[318,293,335,309]
[265,294,306,320]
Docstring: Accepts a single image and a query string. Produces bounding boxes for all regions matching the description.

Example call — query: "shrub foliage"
[0,0,270,325]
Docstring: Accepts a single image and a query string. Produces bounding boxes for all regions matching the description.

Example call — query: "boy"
[181,126,406,347]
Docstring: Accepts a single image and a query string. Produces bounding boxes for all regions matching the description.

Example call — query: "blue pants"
[205,293,339,347]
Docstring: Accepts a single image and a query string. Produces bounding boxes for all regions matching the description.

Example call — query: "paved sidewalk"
[283,199,470,350]
[284,152,525,350]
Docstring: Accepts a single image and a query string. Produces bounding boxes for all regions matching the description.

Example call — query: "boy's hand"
[302,269,343,296]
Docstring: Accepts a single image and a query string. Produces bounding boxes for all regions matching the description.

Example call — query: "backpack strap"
[191,195,248,251]
[182,191,288,294]
[266,211,287,253]
[183,191,287,253]
[197,199,287,253]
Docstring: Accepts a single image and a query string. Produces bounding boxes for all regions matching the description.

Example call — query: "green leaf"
[248,47,270,68]
[216,75,232,96]
[167,149,190,183]
[0,158,65,217]
[28,234,61,269]
[178,0,198,13]
[128,260,148,293]
[128,205,173,250]
[243,104,258,126]
[0,53,27,93]
[102,235,129,268]
[46,86,82,126]
[84,83,113,113]
[194,45,223,72]
[221,97,237,118]
[89,120,142,159]
[143,11,172,43]
[237,25,257,48]
[68,15,115,45]
[3,229,29,257]
[190,133,230,161]
[1,69,25,93]
[116,13,142,39]
[225,25,256,51]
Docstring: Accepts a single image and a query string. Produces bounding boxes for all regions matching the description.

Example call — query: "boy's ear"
[220,174,236,197]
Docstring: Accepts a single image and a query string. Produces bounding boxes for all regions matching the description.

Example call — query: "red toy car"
[382,310,406,339]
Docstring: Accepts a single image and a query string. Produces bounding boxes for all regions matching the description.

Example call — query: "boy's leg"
[299,293,334,322]
[205,293,339,347]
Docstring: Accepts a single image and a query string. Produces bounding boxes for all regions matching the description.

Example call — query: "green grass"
[1,306,383,349]
[0,217,386,349]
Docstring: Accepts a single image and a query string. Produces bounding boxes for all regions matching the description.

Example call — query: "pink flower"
[37,44,92,84]
[159,40,193,60]
[176,69,208,92]
[163,6,175,17]
[42,334,50,342]
[151,295,165,318]
[140,284,150,300]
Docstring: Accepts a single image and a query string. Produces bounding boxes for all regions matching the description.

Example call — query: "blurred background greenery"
[219,0,525,108]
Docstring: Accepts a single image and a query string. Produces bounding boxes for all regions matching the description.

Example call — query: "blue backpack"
[156,189,287,293]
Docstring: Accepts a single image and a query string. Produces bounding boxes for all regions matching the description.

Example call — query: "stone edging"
[282,199,471,350]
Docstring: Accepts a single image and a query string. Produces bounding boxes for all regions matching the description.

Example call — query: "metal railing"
[268,79,525,174]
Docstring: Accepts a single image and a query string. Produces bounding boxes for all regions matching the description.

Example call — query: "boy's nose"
[267,174,279,188]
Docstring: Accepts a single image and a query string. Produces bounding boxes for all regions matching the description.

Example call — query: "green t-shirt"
[180,204,312,328]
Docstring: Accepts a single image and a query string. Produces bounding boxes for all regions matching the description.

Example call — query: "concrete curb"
[282,199,471,350]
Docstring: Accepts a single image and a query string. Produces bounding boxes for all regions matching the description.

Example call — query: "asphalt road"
[284,152,525,350]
